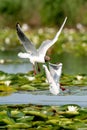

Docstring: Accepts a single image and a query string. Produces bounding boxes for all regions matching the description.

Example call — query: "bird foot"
[60,86,66,91]
[34,70,37,75]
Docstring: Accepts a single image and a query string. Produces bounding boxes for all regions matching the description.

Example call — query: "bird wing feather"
[16,23,37,54]
[43,65,54,84]
[49,62,62,83]
[38,17,67,57]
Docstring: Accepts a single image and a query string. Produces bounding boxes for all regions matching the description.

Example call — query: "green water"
[51,52,87,75]
[0,51,87,74]
[0,51,32,73]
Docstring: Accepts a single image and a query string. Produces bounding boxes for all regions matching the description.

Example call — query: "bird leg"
[60,84,66,91]
[33,65,37,75]
[37,63,41,72]
[33,63,40,75]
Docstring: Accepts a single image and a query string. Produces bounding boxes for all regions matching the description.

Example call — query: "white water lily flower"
[82,43,87,47]
[4,80,11,86]
[28,76,35,81]
[5,37,10,44]
[25,76,35,81]
[68,35,73,42]
[22,23,29,31]
[76,23,85,32]
[32,36,39,45]
[67,106,78,112]
[0,59,5,64]
[38,28,43,34]
[45,27,55,34]
[43,111,47,114]
[76,75,83,80]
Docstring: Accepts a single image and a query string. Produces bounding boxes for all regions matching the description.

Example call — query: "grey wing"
[49,63,58,83]
[16,23,37,54]
[38,17,67,56]
[38,39,52,57]
[49,63,56,79]
[49,62,62,83]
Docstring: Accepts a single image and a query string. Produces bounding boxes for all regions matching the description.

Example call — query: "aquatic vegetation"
[67,105,79,113]
[0,104,87,129]
[0,26,87,129]
[0,85,15,92]
[0,71,87,94]
[0,26,87,57]
[61,74,87,86]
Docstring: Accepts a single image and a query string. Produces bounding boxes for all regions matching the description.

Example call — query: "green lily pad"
[0,85,15,92]
[20,84,37,91]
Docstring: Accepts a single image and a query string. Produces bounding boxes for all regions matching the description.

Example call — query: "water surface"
[0,51,32,73]
[0,51,87,106]
[0,51,87,74]
[0,63,32,73]
[52,53,87,74]
[0,86,87,106]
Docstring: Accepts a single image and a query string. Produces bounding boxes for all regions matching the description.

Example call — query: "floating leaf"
[2,117,15,125]
[7,123,31,128]
[0,85,15,92]
[17,116,34,122]
[24,110,48,121]
[20,84,37,91]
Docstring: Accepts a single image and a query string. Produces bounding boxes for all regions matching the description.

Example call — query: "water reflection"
[0,63,32,73]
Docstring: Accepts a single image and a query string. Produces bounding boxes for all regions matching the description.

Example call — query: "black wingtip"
[16,22,26,41]
[16,22,21,30]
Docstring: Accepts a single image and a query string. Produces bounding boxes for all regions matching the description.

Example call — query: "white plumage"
[16,18,67,73]
[43,63,62,95]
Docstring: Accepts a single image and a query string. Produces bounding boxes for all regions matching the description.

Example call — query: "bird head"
[45,55,51,62]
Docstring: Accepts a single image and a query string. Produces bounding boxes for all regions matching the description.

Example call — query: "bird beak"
[45,55,51,62]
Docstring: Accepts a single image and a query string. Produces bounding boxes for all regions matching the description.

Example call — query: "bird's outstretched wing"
[49,62,62,83]
[43,65,54,84]
[38,17,67,57]
[16,23,37,54]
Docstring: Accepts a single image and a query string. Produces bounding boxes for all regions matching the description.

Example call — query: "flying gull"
[16,17,67,74]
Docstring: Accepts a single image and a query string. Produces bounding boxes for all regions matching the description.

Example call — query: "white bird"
[43,63,63,95]
[49,62,62,83]
[16,17,67,74]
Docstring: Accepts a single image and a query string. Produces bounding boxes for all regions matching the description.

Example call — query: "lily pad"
[20,84,37,91]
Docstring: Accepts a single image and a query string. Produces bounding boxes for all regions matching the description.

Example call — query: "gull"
[16,17,67,74]
[49,62,62,83]
[49,62,66,91]
[43,63,63,95]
